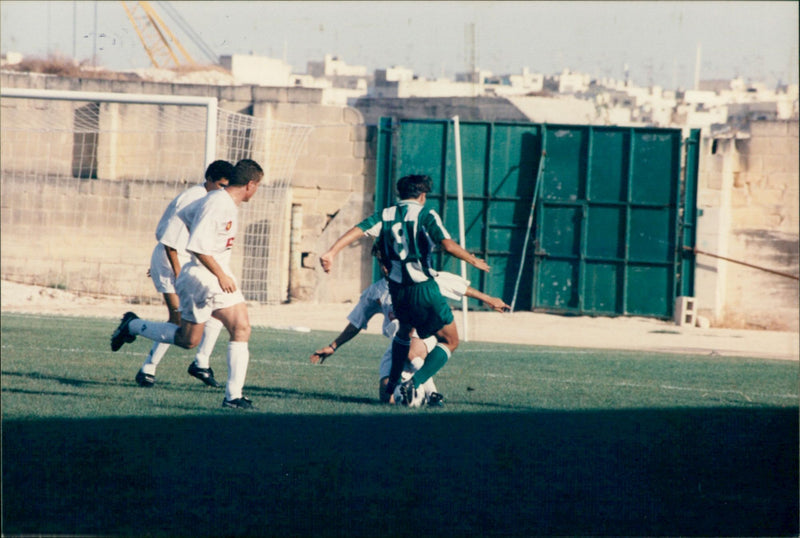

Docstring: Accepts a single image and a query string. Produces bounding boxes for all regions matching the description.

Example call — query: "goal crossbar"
[0,88,218,167]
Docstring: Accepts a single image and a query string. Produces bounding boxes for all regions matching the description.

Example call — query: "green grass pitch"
[2,312,798,536]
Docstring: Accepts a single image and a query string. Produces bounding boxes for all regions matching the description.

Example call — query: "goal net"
[0,89,312,305]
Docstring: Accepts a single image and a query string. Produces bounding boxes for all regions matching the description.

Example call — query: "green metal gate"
[375,117,699,319]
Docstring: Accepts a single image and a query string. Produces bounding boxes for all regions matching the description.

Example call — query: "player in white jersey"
[310,271,508,405]
[111,159,264,409]
[136,160,234,388]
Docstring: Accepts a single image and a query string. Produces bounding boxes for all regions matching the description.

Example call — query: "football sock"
[141,342,170,374]
[194,317,223,369]
[388,336,411,390]
[129,319,178,344]
[421,377,438,396]
[409,356,424,372]
[412,344,451,387]
[225,341,249,401]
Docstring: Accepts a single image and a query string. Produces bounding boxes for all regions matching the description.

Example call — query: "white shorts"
[149,243,177,294]
[378,335,437,379]
[176,261,245,324]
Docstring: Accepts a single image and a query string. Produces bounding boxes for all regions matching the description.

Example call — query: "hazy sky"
[1,1,797,90]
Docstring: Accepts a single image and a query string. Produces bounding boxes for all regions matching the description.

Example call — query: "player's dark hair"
[230,159,264,186]
[205,160,235,183]
[397,174,432,200]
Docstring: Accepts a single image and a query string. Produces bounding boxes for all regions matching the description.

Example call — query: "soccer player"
[111,159,264,409]
[320,174,490,407]
[136,159,235,388]
[310,270,509,405]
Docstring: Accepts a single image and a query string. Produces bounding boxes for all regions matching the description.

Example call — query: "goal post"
[0,88,311,305]
[1,88,218,167]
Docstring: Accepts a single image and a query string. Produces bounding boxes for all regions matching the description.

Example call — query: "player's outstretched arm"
[440,238,490,272]
[310,323,362,364]
[465,287,510,313]
[319,226,367,273]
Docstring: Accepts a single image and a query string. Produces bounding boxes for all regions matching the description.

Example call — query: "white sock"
[421,377,438,396]
[408,356,436,396]
[225,341,249,401]
[129,319,177,344]
[141,342,170,374]
[193,318,223,369]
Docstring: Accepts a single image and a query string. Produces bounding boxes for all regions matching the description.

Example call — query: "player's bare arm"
[440,238,491,272]
[193,251,236,293]
[164,245,181,277]
[465,287,510,313]
[320,226,367,273]
[310,322,361,364]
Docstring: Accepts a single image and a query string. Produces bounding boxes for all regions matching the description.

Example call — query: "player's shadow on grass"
[2,370,114,388]
[248,384,378,405]
[1,369,228,394]
[3,406,797,537]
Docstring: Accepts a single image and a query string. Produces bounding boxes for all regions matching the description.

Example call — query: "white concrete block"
[675,296,697,327]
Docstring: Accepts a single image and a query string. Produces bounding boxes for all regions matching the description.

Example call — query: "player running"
[136,160,234,388]
[111,159,264,409]
[320,174,490,407]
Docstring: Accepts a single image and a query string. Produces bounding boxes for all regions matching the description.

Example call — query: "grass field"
[1,312,798,537]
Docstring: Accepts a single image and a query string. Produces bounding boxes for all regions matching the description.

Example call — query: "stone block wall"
[1,72,373,304]
[695,120,799,330]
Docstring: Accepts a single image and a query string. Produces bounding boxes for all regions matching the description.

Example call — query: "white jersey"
[157,184,208,262]
[178,189,238,275]
[347,279,396,338]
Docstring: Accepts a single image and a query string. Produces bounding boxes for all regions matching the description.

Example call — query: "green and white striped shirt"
[357,200,451,285]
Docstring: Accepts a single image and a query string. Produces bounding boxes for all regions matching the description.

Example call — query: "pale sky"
[1,1,797,90]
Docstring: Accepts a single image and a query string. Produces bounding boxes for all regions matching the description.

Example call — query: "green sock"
[413,345,450,387]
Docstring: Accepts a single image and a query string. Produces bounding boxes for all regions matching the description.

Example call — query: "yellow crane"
[120,1,196,68]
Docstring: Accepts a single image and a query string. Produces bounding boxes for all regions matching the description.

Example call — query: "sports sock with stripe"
[412,344,451,387]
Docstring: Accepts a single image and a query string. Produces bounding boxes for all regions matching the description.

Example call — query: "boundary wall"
[695,121,799,330]
[2,73,797,329]
[1,72,373,304]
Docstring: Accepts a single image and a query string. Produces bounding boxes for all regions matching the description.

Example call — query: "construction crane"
[120,1,197,68]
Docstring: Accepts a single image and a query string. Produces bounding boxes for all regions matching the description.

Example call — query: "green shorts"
[389,278,454,339]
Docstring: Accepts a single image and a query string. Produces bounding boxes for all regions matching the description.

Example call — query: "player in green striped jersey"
[320,174,490,406]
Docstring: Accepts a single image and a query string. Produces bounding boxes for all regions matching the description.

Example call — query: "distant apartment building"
[307,54,368,78]
[216,52,796,131]
[220,54,293,86]
[371,66,545,99]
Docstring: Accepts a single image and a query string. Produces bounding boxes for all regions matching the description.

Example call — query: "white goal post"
[0,87,312,305]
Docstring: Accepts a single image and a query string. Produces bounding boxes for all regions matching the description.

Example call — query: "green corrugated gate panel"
[395,120,544,307]
[679,129,701,297]
[533,126,682,318]
[377,117,694,319]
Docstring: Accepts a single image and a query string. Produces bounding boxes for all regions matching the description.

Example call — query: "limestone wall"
[1,72,373,304]
[695,121,799,330]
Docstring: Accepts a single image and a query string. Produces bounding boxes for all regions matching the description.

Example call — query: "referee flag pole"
[452,116,469,341]
[511,150,546,312]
